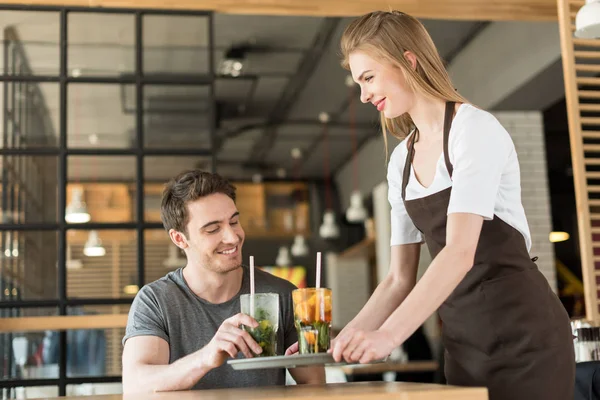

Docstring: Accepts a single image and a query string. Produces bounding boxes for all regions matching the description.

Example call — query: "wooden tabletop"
[47,382,488,400]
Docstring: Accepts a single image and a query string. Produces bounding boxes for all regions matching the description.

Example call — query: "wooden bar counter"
[45,382,488,400]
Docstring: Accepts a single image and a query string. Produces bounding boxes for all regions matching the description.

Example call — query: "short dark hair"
[160,169,236,233]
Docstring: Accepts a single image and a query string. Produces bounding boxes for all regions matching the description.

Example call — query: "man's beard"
[205,257,243,275]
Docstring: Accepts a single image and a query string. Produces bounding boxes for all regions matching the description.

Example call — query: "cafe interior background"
[0,0,597,397]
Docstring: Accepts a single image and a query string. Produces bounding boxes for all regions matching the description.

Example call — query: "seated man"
[122,169,325,393]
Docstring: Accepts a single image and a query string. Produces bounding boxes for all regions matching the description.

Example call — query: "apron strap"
[402,101,455,200]
[401,129,418,201]
[443,101,455,178]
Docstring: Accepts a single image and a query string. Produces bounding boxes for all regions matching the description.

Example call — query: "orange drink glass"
[292,288,332,354]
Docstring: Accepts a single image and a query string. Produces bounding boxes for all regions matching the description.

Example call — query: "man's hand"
[200,313,263,369]
[285,341,298,356]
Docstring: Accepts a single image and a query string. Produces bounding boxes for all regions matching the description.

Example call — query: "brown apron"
[401,102,575,400]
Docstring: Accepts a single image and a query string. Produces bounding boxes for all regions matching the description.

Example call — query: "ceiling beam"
[0,0,560,21]
[246,17,340,163]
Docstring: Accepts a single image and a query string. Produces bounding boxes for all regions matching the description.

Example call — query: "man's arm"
[288,366,326,385]
[122,336,208,393]
[122,313,262,393]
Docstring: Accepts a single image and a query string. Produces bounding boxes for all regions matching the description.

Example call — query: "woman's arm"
[332,212,483,363]
[343,242,421,332]
[379,212,482,344]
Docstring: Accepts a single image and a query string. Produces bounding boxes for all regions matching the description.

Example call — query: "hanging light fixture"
[319,210,339,239]
[66,86,91,224]
[346,191,368,223]
[220,43,248,77]
[276,246,292,266]
[290,235,309,257]
[289,150,309,257]
[318,112,340,239]
[575,0,600,39]
[344,76,368,223]
[83,230,105,257]
[65,187,91,223]
[163,244,186,269]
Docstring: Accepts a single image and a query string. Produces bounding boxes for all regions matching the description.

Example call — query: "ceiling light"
[346,190,368,223]
[84,230,106,257]
[290,235,309,257]
[276,246,292,266]
[575,0,600,38]
[319,210,339,239]
[345,74,355,87]
[65,187,91,223]
[220,44,247,77]
[291,148,302,160]
[252,173,263,183]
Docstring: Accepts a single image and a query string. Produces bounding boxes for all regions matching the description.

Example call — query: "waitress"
[329,10,575,400]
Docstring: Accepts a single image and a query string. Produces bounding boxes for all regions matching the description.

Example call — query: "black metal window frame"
[0,4,217,396]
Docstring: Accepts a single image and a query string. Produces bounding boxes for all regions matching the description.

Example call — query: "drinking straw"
[316,252,321,289]
[250,256,255,316]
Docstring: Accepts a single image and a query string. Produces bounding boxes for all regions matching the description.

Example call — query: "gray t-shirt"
[123,266,298,390]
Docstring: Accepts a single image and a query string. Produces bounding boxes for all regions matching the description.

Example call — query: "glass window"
[67,84,135,149]
[67,229,137,299]
[0,11,60,76]
[142,85,212,149]
[68,13,134,78]
[0,231,58,301]
[0,155,59,223]
[143,15,209,75]
[67,156,136,224]
[0,82,60,149]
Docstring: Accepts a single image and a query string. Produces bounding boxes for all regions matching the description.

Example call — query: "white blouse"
[387,103,532,251]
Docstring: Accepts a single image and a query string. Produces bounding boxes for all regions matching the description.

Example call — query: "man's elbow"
[121,370,138,394]
[121,364,150,394]
[296,368,326,385]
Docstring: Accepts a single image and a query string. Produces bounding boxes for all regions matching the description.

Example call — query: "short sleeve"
[122,286,169,346]
[387,145,424,246]
[447,114,511,219]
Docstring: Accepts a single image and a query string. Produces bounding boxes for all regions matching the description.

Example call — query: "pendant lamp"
[575,0,600,38]
[84,230,106,257]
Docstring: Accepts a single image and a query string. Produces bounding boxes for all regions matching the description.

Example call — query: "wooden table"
[44,382,488,400]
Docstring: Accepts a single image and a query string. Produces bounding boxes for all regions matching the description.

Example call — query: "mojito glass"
[292,288,332,354]
[240,292,279,357]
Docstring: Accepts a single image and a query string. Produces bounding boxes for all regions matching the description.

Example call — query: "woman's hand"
[330,328,397,364]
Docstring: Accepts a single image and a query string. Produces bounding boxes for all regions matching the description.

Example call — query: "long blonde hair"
[340,11,469,155]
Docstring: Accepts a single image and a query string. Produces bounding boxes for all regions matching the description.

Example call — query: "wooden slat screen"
[557,0,600,323]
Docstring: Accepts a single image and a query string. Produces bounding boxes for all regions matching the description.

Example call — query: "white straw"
[250,256,255,316]
[316,252,321,289]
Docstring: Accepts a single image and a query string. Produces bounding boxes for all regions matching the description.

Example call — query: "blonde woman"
[330,10,574,400]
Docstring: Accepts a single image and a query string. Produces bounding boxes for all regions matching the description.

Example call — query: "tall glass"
[292,288,332,354]
[240,293,279,357]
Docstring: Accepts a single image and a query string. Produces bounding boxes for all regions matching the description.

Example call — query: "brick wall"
[493,111,557,291]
